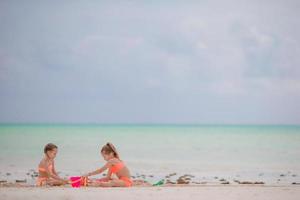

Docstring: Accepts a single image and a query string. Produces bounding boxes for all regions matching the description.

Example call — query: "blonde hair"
[101,142,120,159]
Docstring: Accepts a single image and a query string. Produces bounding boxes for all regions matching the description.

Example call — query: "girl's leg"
[97,177,108,182]
[133,180,152,186]
[88,177,114,184]
[88,179,127,187]
[96,177,115,182]
[47,179,66,186]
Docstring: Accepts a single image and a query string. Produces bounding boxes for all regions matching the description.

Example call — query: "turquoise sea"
[0,124,299,185]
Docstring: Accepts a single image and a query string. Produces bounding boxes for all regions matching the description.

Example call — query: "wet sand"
[1,169,299,186]
[0,185,300,200]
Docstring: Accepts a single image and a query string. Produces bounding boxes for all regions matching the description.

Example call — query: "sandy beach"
[0,185,300,200]
[1,0,300,199]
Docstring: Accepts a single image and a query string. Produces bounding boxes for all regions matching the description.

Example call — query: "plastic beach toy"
[153,179,164,186]
[70,176,82,188]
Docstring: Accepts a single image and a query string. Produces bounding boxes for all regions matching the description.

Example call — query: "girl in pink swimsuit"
[36,143,68,186]
[83,142,133,187]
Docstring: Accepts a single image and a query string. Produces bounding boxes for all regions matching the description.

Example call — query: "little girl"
[37,143,68,186]
[83,142,133,187]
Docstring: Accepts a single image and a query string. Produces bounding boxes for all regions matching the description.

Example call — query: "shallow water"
[0,124,299,185]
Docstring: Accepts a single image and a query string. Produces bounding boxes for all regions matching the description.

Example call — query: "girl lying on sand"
[82,142,134,187]
[37,143,68,186]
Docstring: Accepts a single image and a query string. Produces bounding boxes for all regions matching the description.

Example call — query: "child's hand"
[63,179,70,184]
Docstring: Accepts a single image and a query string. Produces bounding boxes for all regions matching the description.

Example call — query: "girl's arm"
[48,169,68,183]
[46,161,67,182]
[106,169,112,180]
[85,162,111,177]
[52,161,59,176]
[48,172,64,181]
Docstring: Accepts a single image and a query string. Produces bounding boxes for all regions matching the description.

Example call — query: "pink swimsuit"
[103,161,132,187]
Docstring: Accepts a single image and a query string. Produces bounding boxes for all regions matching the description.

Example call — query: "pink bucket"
[70,176,82,188]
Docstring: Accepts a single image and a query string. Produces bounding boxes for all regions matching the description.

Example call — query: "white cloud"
[0,0,300,123]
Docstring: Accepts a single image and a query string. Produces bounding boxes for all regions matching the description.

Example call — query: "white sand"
[0,186,300,200]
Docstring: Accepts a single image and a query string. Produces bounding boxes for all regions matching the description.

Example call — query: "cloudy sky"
[0,1,299,124]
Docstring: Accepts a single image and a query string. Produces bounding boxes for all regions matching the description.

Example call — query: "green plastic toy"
[152,179,164,186]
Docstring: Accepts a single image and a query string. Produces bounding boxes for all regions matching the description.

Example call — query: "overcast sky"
[0,1,300,124]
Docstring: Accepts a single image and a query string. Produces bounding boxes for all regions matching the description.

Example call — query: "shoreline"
[1,169,299,187]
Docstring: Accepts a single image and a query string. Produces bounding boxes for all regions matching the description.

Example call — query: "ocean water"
[0,124,299,185]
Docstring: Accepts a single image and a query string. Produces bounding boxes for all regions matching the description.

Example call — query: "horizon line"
[0,123,299,126]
